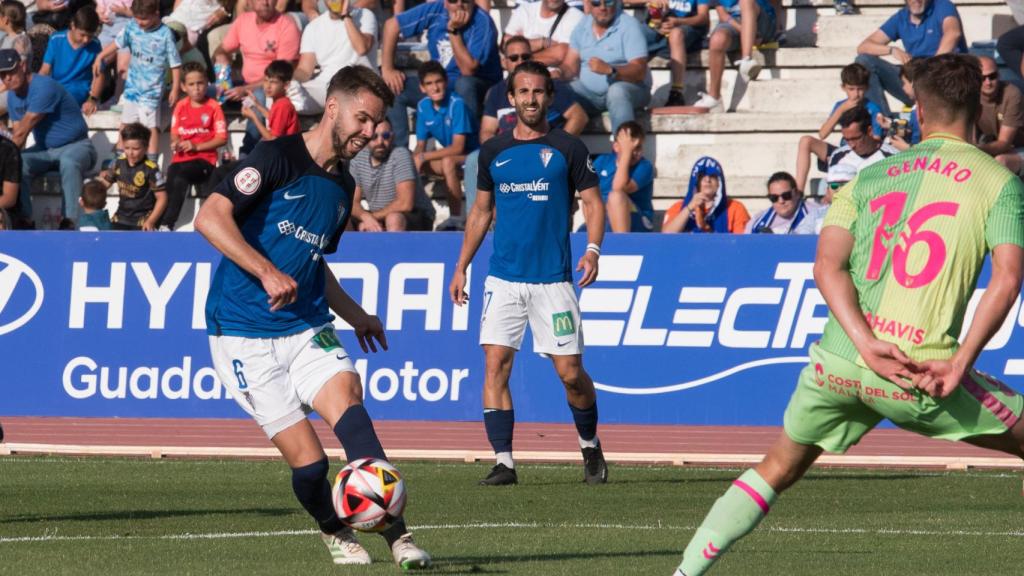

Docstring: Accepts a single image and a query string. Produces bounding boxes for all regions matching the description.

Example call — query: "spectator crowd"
[0,0,1017,236]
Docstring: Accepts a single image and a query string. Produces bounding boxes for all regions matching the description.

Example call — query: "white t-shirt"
[166,0,223,32]
[504,2,584,45]
[300,9,378,104]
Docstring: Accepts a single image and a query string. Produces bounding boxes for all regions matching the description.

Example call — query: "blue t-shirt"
[830,98,885,138]
[484,79,577,135]
[416,92,479,152]
[478,129,599,283]
[8,74,88,149]
[667,0,709,20]
[206,134,354,337]
[570,12,650,96]
[116,21,182,108]
[396,2,501,84]
[908,105,921,144]
[593,153,654,232]
[43,31,101,105]
[879,0,967,57]
[717,0,774,19]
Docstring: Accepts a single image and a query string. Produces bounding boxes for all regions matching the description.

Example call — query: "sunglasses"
[506,53,532,63]
[589,0,615,6]
[768,190,795,203]
[982,72,1000,82]
[372,131,393,140]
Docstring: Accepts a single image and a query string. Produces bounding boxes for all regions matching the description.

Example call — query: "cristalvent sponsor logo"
[278,220,330,249]
[498,178,551,194]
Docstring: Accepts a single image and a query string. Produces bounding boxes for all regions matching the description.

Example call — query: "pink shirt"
[221,12,300,84]
[95,0,132,20]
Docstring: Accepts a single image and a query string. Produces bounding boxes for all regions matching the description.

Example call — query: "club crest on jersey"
[201,113,210,125]
[586,156,596,173]
[133,171,146,187]
[234,167,261,195]
[540,148,553,168]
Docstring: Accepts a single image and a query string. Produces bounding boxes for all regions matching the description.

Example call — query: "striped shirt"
[350,147,435,217]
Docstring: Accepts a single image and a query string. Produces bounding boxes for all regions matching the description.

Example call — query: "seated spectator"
[32,0,95,32]
[826,105,898,183]
[463,38,588,208]
[976,55,1024,174]
[662,156,749,233]
[163,0,231,53]
[97,122,168,230]
[746,171,826,234]
[351,119,436,231]
[600,121,655,232]
[562,0,650,133]
[997,24,1024,90]
[413,61,477,217]
[855,0,965,116]
[794,62,883,192]
[380,0,501,147]
[874,58,923,152]
[77,179,112,230]
[1,49,97,228]
[0,1,32,72]
[94,0,182,159]
[163,61,228,229]
[0,131,21,227]
[40,6,103,112]
[643,0,710,106]
[503,0,583,74]
[692,0,775,111]
[240,60,300,147]
[293,0,376,112]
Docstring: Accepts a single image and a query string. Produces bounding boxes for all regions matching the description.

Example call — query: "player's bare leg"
[480,344,518,485]
[551,354,606,484]
[674,433,823,575]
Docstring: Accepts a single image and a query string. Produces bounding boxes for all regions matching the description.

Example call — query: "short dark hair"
[506,60,554,96]
[840,62,870,87]
[326,65,395,109]
[71,4,100,34]
[767,171,798,191]
[131,0,160,18]
[120,122,151,144]
[914,54,982,125]
[899,57,926,82]
[0,0,26,32]
[264,60,293,83]
[180,60,207,80]
[81,180,108,210]
[615,120,644,142]
[503,35,530,54]
[417,60,447,84]
[838,104,872,134]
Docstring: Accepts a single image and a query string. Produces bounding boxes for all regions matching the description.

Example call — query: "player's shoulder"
[480,130,516,154]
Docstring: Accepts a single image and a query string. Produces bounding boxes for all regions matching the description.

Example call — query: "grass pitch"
[1,457,1023,575]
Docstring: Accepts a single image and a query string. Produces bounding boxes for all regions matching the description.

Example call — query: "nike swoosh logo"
[556,340,572,347]
[337,354,349,361]
[495,159,512,167]
[284,191,305,200]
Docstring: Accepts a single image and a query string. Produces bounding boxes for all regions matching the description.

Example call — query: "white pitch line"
[3,522,1024,545]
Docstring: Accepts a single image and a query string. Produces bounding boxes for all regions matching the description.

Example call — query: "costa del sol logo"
[0,253,44,335]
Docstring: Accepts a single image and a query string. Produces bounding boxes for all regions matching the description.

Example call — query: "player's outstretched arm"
[814,226,919,387]
[323,264,388,353]
[577,185,604,287]
[450,189,495,305]
[916,243,1024,397]
[195,193,297,311]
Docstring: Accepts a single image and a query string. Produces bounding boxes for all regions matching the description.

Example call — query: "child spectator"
[875,58,923,152]
[239,59,300,145]
[94,0,182,160]
[163,61,227,229]
[412,60,477,217]
[98,122,168,230]
[40,6,103,113]
[0,1,32,71]
[96,0,134,49]
[793,62,883,192]
[597,121,655,233]
[662,156,749,233]
[646,0,711,107]
[77,180,113,230]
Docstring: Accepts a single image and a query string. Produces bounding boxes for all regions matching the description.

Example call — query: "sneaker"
[692,92,722,112]
[582,445,608,485]
[479,463,518,486]
[665,89,687,107]
[833,0,855,14]
[319,528,371,565]
[391,532,432,570]
[738,57,762,82]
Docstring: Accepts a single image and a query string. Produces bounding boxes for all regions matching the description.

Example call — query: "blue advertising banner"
[1,233,1022,425]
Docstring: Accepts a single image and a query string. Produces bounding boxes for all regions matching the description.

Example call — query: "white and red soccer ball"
[332,458,407,532]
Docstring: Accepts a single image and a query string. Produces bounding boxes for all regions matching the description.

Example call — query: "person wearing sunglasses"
[503,0,583,70]
[745,171,825,235]
[977,56,1024,175]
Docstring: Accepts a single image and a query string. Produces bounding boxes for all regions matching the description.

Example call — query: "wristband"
[586,243,601,256]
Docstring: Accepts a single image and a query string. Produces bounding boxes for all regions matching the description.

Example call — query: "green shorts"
[784,344,1024,453]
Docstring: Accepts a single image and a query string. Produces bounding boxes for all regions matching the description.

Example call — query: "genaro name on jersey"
[478,128,598,283]
[205,134,354,338]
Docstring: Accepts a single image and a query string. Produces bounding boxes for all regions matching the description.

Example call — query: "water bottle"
[213,63,233,103]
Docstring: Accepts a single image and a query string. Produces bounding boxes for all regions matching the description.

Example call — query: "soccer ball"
[332,458,407,532]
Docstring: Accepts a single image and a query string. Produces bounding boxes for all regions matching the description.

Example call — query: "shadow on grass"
[0,507,296,524]
[431,548,679,572]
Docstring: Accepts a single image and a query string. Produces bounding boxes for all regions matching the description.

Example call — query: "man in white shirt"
[294,0,377,112]
[826,105,898,179]
[504,0,584,72]
[746,172,827,235]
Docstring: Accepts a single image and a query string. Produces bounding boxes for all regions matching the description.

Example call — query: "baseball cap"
[0,49,20,73]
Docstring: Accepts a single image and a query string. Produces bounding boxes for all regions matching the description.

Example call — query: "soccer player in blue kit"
[195,65,431,570]
[449,60,609,486]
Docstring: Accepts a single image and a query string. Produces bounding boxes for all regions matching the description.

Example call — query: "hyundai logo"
[0,253,43,335]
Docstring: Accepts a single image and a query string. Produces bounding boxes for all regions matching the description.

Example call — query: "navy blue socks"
[333,404,387,462]
[291,458,345,534]
[569,401,599,448]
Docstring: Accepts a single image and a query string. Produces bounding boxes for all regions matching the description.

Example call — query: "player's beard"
[517,100,547,131]
[332,125,369,160]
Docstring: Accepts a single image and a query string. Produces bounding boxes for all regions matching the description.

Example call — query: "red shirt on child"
[171,98,228,166]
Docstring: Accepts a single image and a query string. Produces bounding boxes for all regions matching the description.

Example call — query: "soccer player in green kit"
[673,54,1024,576]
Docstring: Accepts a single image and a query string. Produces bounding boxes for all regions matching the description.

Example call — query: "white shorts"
[209,324,356,438]
[479,275,583,355]
[119,99,162,129]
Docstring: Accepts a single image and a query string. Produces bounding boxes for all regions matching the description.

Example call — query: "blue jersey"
[416,92,478,152]
[205,134,354,337]
[116,21,181,108]
[478,129,599,283]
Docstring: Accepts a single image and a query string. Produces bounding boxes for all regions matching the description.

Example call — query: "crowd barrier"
[2,232,1023,426]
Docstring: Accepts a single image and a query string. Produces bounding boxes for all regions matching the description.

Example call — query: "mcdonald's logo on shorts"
[552,311,575,337]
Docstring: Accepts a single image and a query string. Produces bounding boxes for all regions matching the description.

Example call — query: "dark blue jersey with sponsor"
[478,128,598,283]
[205,134,353,337]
